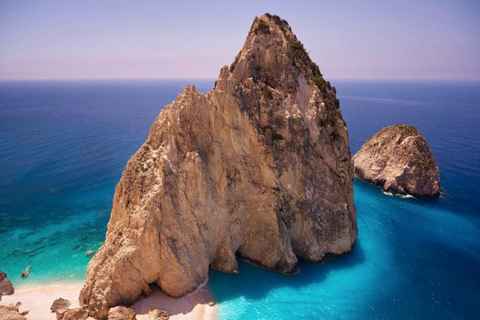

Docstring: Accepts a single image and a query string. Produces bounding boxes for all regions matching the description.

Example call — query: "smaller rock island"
[353,124,441,198]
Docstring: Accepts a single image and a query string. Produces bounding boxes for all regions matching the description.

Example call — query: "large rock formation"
[353,124,441,197]
[80,14,357,319]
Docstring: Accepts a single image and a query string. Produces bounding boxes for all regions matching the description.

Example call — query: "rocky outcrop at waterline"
[353,124,441,197]
[0,271,14,296]
[80,13,358,319]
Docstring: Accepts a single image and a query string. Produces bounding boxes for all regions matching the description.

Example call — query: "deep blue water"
[0,80,479,319]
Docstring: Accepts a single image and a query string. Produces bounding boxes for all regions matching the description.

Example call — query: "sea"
[0,79,479,319]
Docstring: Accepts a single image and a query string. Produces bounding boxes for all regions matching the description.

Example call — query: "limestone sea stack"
[353,124,441,197]
[80,13,358,319]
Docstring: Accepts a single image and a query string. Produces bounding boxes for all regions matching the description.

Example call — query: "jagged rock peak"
[228,14,339,108]
[353,124,441,197]
[80,13,357,319]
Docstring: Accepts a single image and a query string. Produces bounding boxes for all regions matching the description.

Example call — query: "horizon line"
[1,77,479,83]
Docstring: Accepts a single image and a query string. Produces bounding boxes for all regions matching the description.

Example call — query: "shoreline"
[1,281,217,320]
[1,283,82,320]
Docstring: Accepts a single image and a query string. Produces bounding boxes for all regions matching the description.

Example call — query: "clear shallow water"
[1,80,479,319]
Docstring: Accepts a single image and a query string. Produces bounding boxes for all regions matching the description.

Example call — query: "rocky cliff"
[353,124,441,197]
[80,14,357,319]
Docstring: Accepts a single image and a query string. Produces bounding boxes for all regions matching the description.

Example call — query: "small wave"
[382,190,415,199]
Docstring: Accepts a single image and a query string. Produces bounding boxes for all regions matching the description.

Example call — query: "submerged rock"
[80,13,357,318]
[20,265,31,278]
[0,271,14,296]
[86,250,96,257]
[353,124,441,197]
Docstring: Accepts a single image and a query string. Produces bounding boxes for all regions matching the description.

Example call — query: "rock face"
[51,298,71,313]
[80,13,357,319]
[353,124,440,197]
[0,271,14,296]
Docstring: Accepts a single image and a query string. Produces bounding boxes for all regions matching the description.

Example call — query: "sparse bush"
[262,85,273,100]
[313,75,325,90]
[229,50,242,73]
[255,19,271,34]
[290,40,308,61]
[288,38,342,115]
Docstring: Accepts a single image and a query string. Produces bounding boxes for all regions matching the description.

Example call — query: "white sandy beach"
[1,283,217,320]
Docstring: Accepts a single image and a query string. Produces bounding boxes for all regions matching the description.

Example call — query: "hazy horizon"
[1,0,479,81]
[2,77,480,83]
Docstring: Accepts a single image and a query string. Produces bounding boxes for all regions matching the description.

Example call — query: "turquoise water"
[210,180,480,319]
[1,80,479,319]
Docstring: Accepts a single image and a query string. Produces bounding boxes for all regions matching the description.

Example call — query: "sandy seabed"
[1,282,217,320]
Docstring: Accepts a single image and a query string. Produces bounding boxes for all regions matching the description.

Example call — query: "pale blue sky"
[1,0,479,80]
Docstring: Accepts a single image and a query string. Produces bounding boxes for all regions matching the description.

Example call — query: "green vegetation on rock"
[288,37,342,124]
[229,50,242,73]
[255,19,271,34]
[262,85,273,100]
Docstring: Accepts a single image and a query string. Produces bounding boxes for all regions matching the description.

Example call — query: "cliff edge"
[353,124,441,197]
[80,14,357,319]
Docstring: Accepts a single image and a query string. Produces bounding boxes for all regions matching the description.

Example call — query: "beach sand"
[132,285,217,320]
[1,283,217,320]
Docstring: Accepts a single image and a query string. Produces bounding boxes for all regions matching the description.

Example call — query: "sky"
[0,0,479,81]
